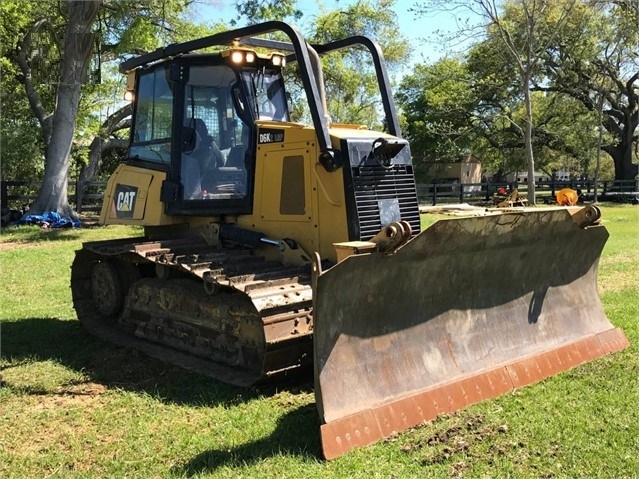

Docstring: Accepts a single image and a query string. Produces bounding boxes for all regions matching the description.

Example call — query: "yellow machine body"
[100,121,402,264]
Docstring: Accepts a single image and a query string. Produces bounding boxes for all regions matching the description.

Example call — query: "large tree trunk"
[79,103,132,183]
[34,82,81,218]
[606,144,638,181]
[79,137,129,183]
[26,1,101,219]
[604,104,639,181]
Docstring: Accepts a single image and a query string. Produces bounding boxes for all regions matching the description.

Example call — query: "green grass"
[1,207,637,478]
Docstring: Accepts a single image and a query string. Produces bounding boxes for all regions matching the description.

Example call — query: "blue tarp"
[15,211,81,228]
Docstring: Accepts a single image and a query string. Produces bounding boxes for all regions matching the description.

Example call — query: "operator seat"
[226,124,251,169]
[181,118,226,199]
[189,118,224,169]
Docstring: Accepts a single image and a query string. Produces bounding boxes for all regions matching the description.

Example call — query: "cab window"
[179,65,251,201]
[130,66,173,164]
[241,69,289,121]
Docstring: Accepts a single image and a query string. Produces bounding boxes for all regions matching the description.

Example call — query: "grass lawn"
[1,205,637,478]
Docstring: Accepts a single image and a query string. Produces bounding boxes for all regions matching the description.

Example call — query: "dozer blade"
[312,207,629,459]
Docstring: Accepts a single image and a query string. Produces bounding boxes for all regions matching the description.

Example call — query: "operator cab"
[126,48,289,215]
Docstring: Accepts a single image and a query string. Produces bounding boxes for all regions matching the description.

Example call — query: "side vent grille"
[351,165,421,240]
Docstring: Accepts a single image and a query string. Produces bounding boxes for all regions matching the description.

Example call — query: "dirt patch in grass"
[30,382,108,411]
[398,414,512,476]
[2,383,110,458]
[0,240,38,250]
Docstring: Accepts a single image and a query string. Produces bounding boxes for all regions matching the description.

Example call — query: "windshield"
[241,69,289,122]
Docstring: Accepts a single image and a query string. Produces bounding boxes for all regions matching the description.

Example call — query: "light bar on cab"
[221,48,286,68]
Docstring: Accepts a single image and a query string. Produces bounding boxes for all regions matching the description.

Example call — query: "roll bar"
[119,20,401,172]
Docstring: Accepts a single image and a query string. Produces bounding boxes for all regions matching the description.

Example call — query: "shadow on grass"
[1,317,313,408]
[174,402,322,473]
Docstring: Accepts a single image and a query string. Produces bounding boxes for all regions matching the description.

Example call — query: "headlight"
[271,54,285,67]
[231,50,244,64]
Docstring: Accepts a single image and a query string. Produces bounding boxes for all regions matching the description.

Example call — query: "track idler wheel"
[91,260,140,319]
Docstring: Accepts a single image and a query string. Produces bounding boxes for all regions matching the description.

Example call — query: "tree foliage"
[2,0,410,215]
[1,1,52,181]
[5,0,632,219]
[299,0,409,129]
[408,0,638,183]
[539,0,638,180]
[232,0,302,24]
[397,58,476,169]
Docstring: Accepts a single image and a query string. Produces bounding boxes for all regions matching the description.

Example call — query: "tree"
[540,0,638,180]
[414,0,638,183]
[14,1,101,218]
[302,0,409,129]
[0,3,48,183]
[78,103,131,183]
[232,0,302,25]
[396,58,477,179]
[465,35,608,179]
[424,0,580,203]
[3,0,217,217]
[397,47,599,182]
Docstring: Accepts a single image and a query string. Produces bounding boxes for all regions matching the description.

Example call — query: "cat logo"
[114,184,138,218]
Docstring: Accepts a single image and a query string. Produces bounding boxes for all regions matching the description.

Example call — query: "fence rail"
[1,180,107,213]
[2,178,637,213]
[417,179,639,206]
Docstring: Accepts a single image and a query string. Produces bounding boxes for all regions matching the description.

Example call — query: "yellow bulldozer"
[71,21,629,459]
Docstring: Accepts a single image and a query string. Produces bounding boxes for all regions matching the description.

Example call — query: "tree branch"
[15,18,54,146]
[79,103,132,183]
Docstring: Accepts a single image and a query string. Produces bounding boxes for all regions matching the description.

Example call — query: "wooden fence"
[417,179,639,205]
[1,178,637,213]
[1,180,107,213]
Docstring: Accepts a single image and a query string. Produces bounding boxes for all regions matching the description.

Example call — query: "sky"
[191,0,479,68]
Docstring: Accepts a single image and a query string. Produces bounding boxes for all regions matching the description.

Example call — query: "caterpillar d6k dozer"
[71,21,629,459]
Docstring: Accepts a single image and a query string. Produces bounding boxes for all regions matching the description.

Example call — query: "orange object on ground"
[557,188,579,205]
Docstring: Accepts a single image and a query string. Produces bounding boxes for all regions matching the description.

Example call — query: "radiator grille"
[351,165,421,240]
